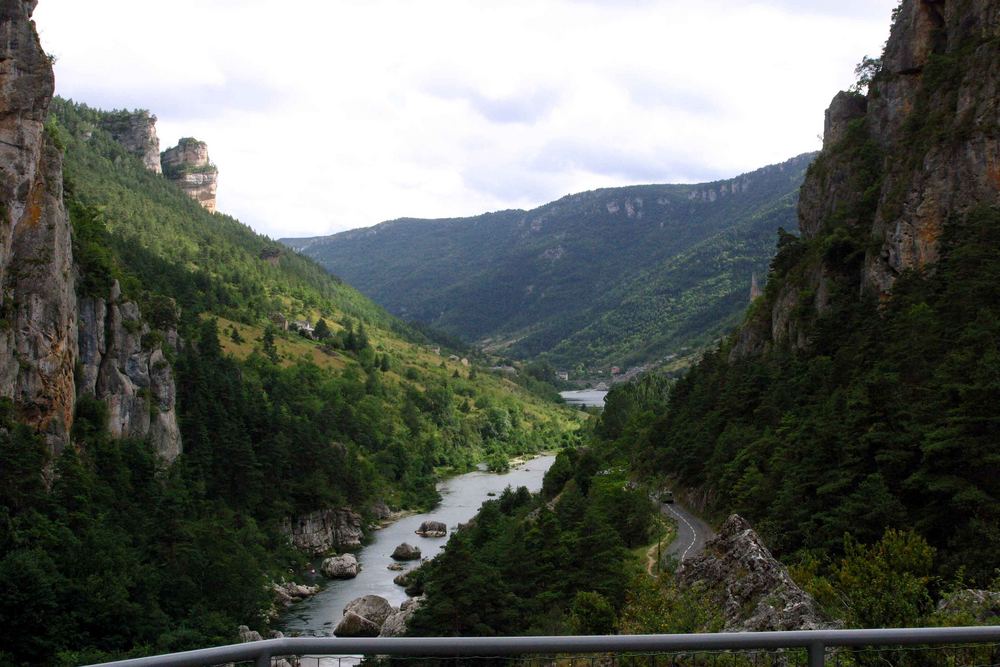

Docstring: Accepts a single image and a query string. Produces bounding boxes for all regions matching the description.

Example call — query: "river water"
[560,389,608,407]
[280,454,556,635]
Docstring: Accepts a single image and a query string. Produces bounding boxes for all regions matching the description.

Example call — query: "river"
[560,389,608,407]
[280,454,556,635]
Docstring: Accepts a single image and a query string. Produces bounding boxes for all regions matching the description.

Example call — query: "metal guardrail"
[85,626,1000,667]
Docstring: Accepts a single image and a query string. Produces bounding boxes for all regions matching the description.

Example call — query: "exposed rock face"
[735,0,1000,356]
[98,110,161,173]
[0,0,77,453]
[281,507,364,554]
[161,138,218,212]
[391,542,421,560]
[321,553,360,579]
[380,596,424,637]
[862,0,1000,296]
[77,282,182,462]
[679,515,834,631]
[415,520,447,537]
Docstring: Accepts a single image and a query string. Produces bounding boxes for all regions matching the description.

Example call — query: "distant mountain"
[283,154,815,371]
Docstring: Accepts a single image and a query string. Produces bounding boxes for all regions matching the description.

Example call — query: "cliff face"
[0,2,181,459]
[77,282,181,462]
[679,515,835,631]
[280,508,365,555]
[161,138,218,212]
[98,110,161,173]
[0,0,77,452]
[736,0,1000,356]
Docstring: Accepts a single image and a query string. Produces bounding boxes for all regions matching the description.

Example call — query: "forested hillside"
[0,89,580,665]
[283,155,814,371]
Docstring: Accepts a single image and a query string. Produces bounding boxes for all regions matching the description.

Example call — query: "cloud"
[34,0,900,239]
[423,79,563,125]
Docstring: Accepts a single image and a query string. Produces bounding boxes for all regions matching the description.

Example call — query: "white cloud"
[35,0,898,238]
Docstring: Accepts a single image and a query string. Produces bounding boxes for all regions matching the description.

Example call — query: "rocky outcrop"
[281,507,364,554]
[98,110,161,173]
[77,281,181,461]
[320,553,360,579]
[415,520,447,537]
[380,596,424,637]
[679,515,834,631]
[391,542,421,560]
[161,138,218,212]
[735,0,1000,356]
[0,0,77,454]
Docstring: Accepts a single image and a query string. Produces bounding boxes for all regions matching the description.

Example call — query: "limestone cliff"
[734,0,1000,356]
[98,110,161,173]
[77,281,181,462]
[161,138,218,212]
[280,507,364,555]
[0,0,77,452]
[0,2,181,460]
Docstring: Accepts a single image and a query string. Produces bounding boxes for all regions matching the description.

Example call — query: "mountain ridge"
[283,152,816,372]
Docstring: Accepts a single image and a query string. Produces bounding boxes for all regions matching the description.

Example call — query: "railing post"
[255,652,270,667]
[808,641,825,667]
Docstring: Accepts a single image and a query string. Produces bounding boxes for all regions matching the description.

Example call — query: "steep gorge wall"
[736,0,1000,356]
[98,110,161,173]
[0,0,77,452]
[0,1,180,459]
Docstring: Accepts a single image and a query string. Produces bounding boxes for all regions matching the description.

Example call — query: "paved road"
[660,500,716,563]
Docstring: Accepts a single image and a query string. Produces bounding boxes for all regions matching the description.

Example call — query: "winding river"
[279,454,556,635]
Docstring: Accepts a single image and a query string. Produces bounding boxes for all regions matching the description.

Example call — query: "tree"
[313,318,331,340]
[261,325,279,363]
[835,529,935,628]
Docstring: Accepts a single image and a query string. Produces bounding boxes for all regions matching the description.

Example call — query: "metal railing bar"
[85,626,1000,667]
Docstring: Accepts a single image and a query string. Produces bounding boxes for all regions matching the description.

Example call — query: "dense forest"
[0,99,580,665]
[283,154,814,371]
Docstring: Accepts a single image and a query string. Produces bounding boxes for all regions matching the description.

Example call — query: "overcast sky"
[35,0,898,238]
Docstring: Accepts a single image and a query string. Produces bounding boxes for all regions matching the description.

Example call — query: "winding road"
[660,500,715,563]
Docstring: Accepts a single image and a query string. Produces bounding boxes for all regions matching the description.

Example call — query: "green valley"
[282,154,814,373]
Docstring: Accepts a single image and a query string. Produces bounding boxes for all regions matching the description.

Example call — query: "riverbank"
[279,454,557,635]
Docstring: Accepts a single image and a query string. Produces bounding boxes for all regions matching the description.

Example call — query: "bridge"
[87,625,1000,667]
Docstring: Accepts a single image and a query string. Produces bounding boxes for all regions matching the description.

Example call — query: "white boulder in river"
[334,595,395,637]
[391,542,421,560]
[415,520,447,537]
[321,553,360,579]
